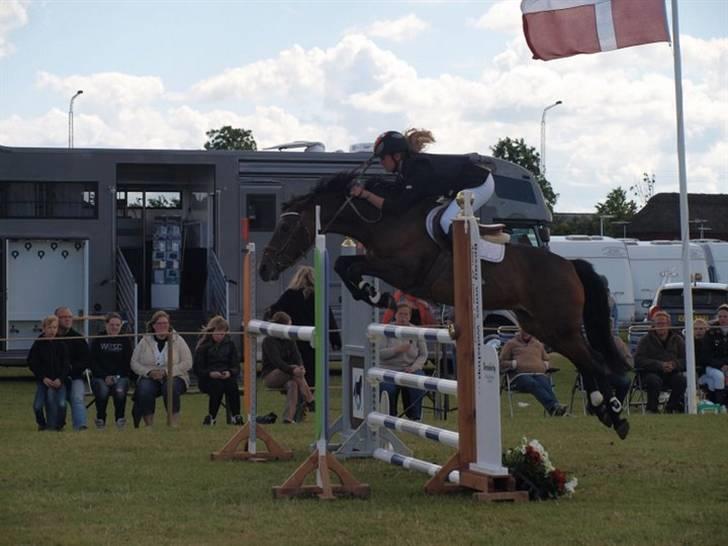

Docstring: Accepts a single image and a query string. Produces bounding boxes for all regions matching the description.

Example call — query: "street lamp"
[68,89,83,148]
[690,218,710,239]
[540,100,562,177]
[599,214,614,236]
[612,220,630,239]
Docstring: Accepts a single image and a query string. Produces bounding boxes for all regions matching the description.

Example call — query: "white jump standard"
[337,190,528,502]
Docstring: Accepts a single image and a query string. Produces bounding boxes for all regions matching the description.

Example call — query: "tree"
[595,187,638,221]
[204,126,257,151]
[490,137,558,210]
[629,172,655,206]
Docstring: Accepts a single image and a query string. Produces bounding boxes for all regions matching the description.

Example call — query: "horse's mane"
[282,170,401,210]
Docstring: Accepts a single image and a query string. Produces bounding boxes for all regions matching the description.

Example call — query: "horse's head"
[259,170,372,281]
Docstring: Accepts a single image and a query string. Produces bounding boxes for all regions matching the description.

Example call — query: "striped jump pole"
[367,412,459,449]
[273,206,370,500]
[211,238,293,462]
[373,448,460,484]
[367,323,455,345]
[367,368,458,396]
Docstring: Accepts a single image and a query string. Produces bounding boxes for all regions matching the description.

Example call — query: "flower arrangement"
[502,437,578,500]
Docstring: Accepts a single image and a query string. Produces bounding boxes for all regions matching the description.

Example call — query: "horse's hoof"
[613,419,630,440]
[591,404,613,429]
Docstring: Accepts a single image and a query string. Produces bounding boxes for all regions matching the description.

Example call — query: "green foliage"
[550,215,599,236]
[630,172,656,206]
[204,125,257,151]
[491,137,559,211]
[596,187,637,219]
[1,365,727,546]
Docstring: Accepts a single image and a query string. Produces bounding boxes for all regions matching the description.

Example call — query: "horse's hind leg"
[544,330,630,439]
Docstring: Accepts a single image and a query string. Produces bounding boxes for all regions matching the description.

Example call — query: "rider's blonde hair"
[404,128,435,153]
[288,265,315,298]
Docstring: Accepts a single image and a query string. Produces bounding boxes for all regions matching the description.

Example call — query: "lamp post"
[690,218,710,239]
[540,100,562,177]
[612,220,630,239]
[599,214,614,236]
[68,89,83,148]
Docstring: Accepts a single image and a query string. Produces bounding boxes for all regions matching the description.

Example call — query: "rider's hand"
[350,184,365,198]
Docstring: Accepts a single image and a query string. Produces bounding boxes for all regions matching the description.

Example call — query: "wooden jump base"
[273,209,369,500]
[211,239,292,462]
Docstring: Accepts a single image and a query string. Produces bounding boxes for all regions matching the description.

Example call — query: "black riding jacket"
[381,153,489,216]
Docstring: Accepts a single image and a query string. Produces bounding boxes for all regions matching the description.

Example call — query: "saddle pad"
[478,239,505,263]
[426,204,505,263]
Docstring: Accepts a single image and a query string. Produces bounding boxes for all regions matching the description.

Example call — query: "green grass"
[1,360,726,546]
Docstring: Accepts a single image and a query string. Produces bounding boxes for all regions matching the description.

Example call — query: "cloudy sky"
[1,0,726,211]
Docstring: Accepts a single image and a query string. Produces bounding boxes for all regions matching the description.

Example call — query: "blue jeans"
[91,377,129,422]
[135,376,187,417]
[379,369,426,421]
[511,374,560,413]
[65,378,88,430]
[34,383,67,430]
[33,382,47,428]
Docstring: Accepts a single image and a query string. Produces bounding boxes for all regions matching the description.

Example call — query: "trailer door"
[5,239,89,350]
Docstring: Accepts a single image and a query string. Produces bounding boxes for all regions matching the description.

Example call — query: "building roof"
[629,193,728,238]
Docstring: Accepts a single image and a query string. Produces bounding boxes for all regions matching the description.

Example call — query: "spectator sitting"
[381,290,436,326]
[27,315,70,431]
[261,311,315,424]
[55,307,91,431]
[378,303,428,421]
[634,310,687,413]
[499,329,567,416]
[131,311,192,427]
[90,312,132,430]
[702,305,728,405]
[194,315,243,426]
[266,265,341,387]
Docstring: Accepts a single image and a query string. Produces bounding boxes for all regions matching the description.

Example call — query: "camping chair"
[568,373,588,416]
[501,368,560,418]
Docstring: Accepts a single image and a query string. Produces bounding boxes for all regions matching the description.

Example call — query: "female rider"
[349,129,495,237]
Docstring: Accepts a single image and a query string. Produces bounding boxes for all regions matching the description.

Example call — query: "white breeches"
[439,173,495,234]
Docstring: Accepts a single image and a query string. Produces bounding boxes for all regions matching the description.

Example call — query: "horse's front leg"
[333,255,401,308]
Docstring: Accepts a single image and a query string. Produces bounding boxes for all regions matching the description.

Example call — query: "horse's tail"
[571,259,630,374]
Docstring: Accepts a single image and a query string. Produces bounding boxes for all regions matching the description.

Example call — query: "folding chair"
[568,373,588,416]
[501,368,560,418]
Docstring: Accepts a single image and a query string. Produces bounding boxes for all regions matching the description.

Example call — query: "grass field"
[1,361,727,546]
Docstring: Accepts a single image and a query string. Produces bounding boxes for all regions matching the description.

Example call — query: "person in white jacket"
[131,311,192,426]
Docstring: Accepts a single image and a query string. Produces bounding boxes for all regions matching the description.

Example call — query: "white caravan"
[695,240,728,283]
[548,235,635,326]
[622,240,710,321]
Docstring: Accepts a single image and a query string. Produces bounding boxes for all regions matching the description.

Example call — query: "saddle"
[427,205,511,249]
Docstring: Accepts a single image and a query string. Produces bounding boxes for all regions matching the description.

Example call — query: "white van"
[622,240,710,320]
[548,235,635,326]
[696,240,728,283]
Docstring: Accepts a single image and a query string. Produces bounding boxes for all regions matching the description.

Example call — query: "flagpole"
[670,0,696,414]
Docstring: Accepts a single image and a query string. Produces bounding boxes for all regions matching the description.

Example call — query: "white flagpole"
[670,0,696,414]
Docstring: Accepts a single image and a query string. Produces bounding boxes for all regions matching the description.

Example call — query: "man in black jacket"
[634,311,687,413]
[56,307,91,430]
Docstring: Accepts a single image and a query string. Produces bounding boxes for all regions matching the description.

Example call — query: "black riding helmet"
[373,131,410,158]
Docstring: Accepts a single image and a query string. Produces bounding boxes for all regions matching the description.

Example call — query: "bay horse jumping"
[258,171,631,438]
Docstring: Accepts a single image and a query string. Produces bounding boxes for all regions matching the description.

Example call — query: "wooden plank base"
[210,422,293,462]
[273,450,370,500]
[424,451,528,502]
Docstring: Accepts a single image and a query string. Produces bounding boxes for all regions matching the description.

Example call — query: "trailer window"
[0,181,98,219]
[246,194,277,231]
[494,175,537,204]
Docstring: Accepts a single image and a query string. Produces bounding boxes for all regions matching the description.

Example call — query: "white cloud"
[0,0,28,58]
[469,0,522,35]
[363,14,430,43]
[2,26,725,211]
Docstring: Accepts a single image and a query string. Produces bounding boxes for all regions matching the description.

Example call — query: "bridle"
[261,211,312,273]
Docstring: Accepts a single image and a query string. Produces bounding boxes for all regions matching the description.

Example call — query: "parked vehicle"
[548,235,634,326]
[622,240,710,321]
[648,282,728,326]
[696,239,728,283]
